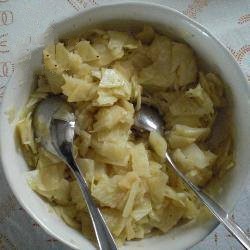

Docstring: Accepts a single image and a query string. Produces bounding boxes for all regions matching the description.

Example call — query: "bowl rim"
[0,1,249,250]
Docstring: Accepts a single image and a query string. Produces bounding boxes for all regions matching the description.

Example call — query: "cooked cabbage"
[17,25,234,245]
[62,75,97,102]
[168,124,210,149]
[138,35,197,89]
[149,131,167,158]
[75,40,100,62]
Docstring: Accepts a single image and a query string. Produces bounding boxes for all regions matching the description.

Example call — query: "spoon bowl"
[134,104,165,134]
[33,96,75,156]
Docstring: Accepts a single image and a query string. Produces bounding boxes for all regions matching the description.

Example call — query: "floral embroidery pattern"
[228,45,250,82]
[0,33,9,53]
[183,0,208,19]
[0,61,14,101]
[67,0,97,11]
[238,14,250,24]
[228,45,250,64]
[0,61,14,78]
[0,10,14,26]
[0,85,5,100]
[32,223,40,228]
[47,238,58,243]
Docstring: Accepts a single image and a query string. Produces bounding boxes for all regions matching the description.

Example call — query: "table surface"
[0,0,249,249]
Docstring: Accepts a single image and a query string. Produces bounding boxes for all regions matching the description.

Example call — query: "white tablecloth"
[0,0,249,249]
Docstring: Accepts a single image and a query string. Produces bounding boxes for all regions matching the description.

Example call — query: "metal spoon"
[134,103,250,250]
[33,96,117,250]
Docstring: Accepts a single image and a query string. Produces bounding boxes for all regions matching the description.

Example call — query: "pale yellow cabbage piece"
[91,68,102,79]
[139,35,197,89]
[172,124,210,139]
[108,31,138,50]
[149,203,184,233]
[43,42,95,93]
[70,180,86,211]
[118,172,140,190]
[139,36,173,89]
[147,161,169,204]
[182,197,200,219]
[76,130,91,157]
[91,38,116,66]
[168,134,195,149]
[44,69,65,94]
[16,113,37,154]
[94,89,118,106]
[186,168,213,187]
[67,52,83,72]
[54,206,81,229]
[28,150,70,204]
[92,123,131,166]
[92,175,127,208]
[92,141,130,167]
[130,50,153,71]
[75,40,100,62]
[173,143,217,171]
[125,217,145,240]
[149,131,167,158]
[43,43,70,94]
[136,25,155,44]
[132,197,152,221]
[43,43,69,72]
[78,211,96,242]
[122,181,140,217]
[113,60,135,81]
[93,124,130,145]
[77,158,95,184]
[30,167,70,205]
[91,117,132,166]
[147,35,172,62]
[62,75,97,102]
[131,143,150,177]
[107,31,138,60]
[75,102,95,131]
[168,124,210,149]
[167,115,203,128]
[93,104,133,131]
[170,85,214,117]
[200,72,226,108]
[171,42,197,87]
[165,186,187,207]
[93,68,133,106]
[102,209,127,237]
[99,68,132,99]
[70,61,93,79]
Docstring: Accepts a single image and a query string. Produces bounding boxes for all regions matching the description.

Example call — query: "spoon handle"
[64,152,117,250]
[50,118,117,249]
[165,153,250,250]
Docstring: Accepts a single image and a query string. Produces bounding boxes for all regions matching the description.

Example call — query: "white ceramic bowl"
[1,2,250,250]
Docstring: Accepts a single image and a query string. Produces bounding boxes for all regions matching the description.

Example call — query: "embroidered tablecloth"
[0,0,249,249]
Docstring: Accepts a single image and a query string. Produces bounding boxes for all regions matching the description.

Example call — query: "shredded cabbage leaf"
[17,25,234,245]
